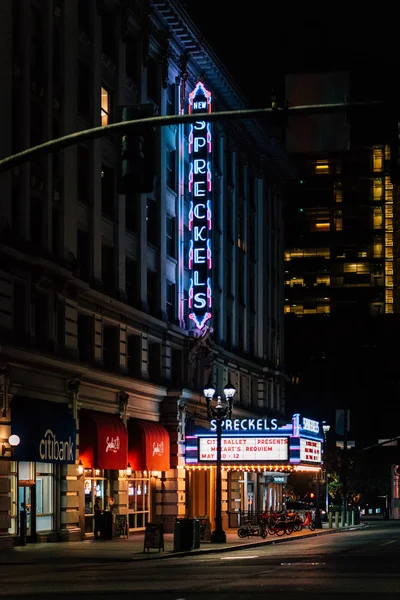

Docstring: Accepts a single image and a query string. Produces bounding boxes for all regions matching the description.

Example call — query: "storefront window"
[127,471,150,530]
[36,462,54,532]
[84,469,106,535]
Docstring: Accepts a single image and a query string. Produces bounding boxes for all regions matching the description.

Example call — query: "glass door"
[84,471,105,535]
[18,483,36,542]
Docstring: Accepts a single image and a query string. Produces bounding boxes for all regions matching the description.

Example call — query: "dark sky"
[182,4,397,107]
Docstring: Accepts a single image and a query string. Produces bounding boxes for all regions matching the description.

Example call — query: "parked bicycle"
[237,519,267,539]
[286,510,315,532]
[261,512,294,536]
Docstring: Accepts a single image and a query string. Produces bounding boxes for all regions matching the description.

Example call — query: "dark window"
[126,196,138,232]
[166,82,175,116]
[77,314,94,363]
[12,0,21,60]
[77,60,91,119]
[147,57,159,105]
[34,292,49,350]
[127,333,141,377]
[30,196,43,247]
[77,145,91,204]
[13,283,26,338]
[125,257,138,306]
[103,324,120,373]
[148,340,161,383]
[147,270,158,316]
[102,244,115,295]
[166,281,175,323]
[171,348,183,386]
[226,314,232,348]
[147,200,158,247]
[101,164,115,219]
[126,37,139,82]
[166,148,176,190]
[78,0,91,35]
[101,10,116,61]
[166,215,175,257]
[239,319,245,351]
[31,5,44,72]
[77,229,90,281]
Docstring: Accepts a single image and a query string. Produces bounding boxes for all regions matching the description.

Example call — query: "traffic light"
[118,104,156,194]
[309,493,315,499]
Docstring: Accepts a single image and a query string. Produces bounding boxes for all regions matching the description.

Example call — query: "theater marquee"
[199,437,289,462]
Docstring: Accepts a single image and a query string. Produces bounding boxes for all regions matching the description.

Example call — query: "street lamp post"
[322,422,331,515]
[203,378,236,544]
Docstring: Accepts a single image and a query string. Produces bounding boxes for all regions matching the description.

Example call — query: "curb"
[0,523,371,566]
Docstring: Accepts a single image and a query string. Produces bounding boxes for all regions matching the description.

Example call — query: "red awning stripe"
[79,409,128,470]
[127,419,170,472]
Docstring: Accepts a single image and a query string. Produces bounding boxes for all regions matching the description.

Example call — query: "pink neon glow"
[207,240,212,269]
[188,241,194,269]
[188,202,194,231]
[207,279,212,307]
[207,200,212,230]
[207,167,212,192]
[188,164,194,192]
[188,284,193,308]
[189,312,212,329]
[188,81,212,114]
[207,123,212,152]
[188,125,194,153]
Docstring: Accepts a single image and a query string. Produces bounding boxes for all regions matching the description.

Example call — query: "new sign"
[188,81,213,330]
[199,437,289,462]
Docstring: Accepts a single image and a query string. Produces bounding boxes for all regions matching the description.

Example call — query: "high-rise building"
[0,0,296,546]
[283,69,400,443]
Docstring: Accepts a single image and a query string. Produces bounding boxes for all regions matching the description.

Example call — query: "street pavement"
[0,521,370,565]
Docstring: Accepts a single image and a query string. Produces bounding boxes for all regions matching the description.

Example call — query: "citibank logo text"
[39,429,74,462]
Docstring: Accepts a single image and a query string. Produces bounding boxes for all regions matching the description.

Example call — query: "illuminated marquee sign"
[210,418,279,432]
[199,437,289,462]
[188,81,212,329]
[302,417,319,434]
[300,438,322,463]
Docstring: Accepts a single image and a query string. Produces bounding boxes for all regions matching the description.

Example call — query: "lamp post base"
[314,507,323,529]
[210,529,226,544]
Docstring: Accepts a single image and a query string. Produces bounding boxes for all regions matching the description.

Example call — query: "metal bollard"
[351,510,356,526]
[328,512,333,528]
[340,511,346,527]
[335,511,339,528]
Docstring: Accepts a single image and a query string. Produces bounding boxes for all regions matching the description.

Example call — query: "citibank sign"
[40,429,74,462]
[188,81,212,330]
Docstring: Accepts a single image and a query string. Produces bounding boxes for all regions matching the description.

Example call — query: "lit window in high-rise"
[373,207,383,229]
[373,179,383,201]
[315,160,330,174]
[373,239,384,258]
[372,147,384,172]
[101,87,110,126]
[316,276,330,286]
[385,145,391,161]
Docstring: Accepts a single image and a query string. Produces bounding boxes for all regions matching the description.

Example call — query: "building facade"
[0,0,295,547]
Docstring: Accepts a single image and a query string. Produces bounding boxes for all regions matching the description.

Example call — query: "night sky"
[182,4,397,107]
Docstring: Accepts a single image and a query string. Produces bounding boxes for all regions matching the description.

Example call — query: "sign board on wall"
[300,438,322,463]
[199,437,289,462]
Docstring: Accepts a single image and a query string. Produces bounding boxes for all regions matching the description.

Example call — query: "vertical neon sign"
[188,81,212,330]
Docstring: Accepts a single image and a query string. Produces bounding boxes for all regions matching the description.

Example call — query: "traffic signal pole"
[0,100,383,174]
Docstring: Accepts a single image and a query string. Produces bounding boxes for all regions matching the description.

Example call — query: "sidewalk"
[0,522,369,566]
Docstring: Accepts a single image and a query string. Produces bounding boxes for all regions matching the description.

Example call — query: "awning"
[79,409,128,470]
[127,419,170,472]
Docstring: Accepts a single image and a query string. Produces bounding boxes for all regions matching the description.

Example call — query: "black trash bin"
[174,518,194,552]
[102,511,115,540]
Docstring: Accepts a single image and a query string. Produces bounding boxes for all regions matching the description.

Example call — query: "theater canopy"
[79,409,128,470]
[127,419,170,472]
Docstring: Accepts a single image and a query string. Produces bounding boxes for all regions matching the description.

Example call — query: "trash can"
[102,511,115,540]
[174,518,194,552]
[192,518,200,549]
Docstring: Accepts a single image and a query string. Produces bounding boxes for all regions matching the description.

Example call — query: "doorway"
[18,481,36,542]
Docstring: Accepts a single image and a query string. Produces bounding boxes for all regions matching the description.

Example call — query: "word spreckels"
[210,418,278,432]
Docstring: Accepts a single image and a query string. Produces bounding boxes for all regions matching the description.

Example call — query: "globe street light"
[203,377,236,543]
